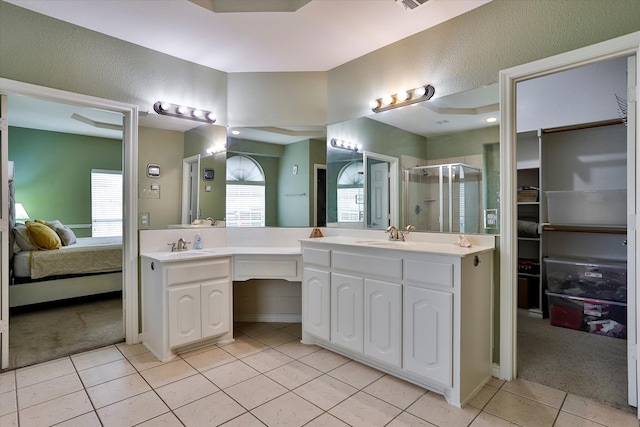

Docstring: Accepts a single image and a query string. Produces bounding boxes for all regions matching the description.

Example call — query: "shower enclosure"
[404,163,482,233]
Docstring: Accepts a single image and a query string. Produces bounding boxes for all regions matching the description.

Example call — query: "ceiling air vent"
[395,0,429,11]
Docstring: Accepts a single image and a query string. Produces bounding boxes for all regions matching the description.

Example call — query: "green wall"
[9,127,122,237]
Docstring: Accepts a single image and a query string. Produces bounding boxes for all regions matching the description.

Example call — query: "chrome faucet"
[386,226,401,241]
[386,225,415,241]
[168,238,190,252]
[177,238,189,251]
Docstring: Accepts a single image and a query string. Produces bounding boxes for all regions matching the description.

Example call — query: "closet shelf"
[542,225,627,234]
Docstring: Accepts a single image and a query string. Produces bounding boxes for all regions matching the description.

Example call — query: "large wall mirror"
[327,83,500,235]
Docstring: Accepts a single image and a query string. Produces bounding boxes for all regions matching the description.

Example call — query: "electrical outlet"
[138,212,150,228]
[484,209,498,229]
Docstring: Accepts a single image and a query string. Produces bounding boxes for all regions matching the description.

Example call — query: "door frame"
[0,78,140,369]
[499,32,640,411]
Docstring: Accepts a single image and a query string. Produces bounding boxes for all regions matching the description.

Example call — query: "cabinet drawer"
[234,255,301,281]
[302,247,331,268]
[404,259,453,288]
[167,259,230,286]
[332,251,402,281]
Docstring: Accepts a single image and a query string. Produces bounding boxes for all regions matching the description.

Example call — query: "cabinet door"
[331,273,363,353]
[201,279,230,339]
[303,267,331,340]
[364,279,401,367]
[403,285,453,387]
[168,284,202,348]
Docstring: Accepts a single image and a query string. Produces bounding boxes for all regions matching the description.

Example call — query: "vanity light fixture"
[206,143,226,154]
[370,84,435,113]
[330,138,362,152]
[153,101,217,123]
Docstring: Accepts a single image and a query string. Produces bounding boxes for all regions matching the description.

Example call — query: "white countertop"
[299,236,495,257]
[141,246,301,262]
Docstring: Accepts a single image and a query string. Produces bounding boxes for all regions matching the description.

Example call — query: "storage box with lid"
[545,189,626,226]
[546,290,627,339]
[544,257,627,303]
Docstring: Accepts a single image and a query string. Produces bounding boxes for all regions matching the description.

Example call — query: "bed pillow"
[25,221,61,250]
[34,219,65,231]
[56,226,77,246]
[13,224,38,251]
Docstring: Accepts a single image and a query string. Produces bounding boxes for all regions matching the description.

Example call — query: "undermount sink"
[153,249,217,260]
[355,240,413,248]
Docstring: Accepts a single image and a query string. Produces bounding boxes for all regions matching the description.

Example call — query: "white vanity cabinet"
[141,255,233,362]
[300,237,493,408]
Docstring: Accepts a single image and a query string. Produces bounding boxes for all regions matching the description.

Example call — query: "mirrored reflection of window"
[226,155,265,227]
[337,161,364,222]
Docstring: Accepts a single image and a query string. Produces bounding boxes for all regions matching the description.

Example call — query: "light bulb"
[177,106,187,115]
[484,117,498,123]
[192,109,203,118]
[206,112,216,122]
[396,90,409,102]
[413,86,426,98]
[160,102,171,111]
[381,95,393,106]
[369,99,380,110]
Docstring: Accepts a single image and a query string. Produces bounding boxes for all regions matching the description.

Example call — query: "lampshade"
[15,203,30,221]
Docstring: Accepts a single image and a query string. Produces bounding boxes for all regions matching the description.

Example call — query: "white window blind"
[226,184,265,227]
[226,155,266,227]
[91,169,122,237]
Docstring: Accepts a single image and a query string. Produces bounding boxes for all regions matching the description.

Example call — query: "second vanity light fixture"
[370,84,435,113]
[331,138,362,152]
[153,101,217,123]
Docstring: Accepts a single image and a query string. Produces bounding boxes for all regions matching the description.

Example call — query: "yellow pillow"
[25,221,61,250]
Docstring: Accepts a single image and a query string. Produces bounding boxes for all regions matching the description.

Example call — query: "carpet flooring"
[517,312,631,412]
[7,292,124,370]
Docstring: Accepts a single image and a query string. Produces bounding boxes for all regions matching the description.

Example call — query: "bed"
[8,163,123,308]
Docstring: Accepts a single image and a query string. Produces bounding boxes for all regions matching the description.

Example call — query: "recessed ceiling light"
[231,129,240,135]
[484,117,498,123]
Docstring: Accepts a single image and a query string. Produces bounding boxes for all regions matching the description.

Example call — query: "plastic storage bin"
[545,189,626,226]
[544,257,627,303]
[546,290,626,339]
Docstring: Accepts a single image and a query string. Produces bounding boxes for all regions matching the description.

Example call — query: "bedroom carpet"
[517,311,631,412]
[7,293,124,370]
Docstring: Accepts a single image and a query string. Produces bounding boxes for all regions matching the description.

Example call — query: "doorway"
[182,154,201,224]
[363,152,398,229]
[499,32,640,416]
[314,164,327,227]
[0,78,139,370]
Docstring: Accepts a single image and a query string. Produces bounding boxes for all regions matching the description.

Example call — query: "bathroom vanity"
[300,236,494,408]
[140,243,302,362]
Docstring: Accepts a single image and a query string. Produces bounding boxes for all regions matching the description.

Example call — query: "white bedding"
[13,236,122,279]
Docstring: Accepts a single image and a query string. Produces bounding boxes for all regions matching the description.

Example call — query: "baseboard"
[492,363,501,379]
[234,313,302,323]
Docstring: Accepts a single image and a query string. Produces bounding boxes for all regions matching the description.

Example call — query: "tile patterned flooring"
[0,322,638,427]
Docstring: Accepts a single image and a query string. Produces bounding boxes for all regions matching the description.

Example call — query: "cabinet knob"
[151,262,155,271]
[623,240,628,246]
[474,256,480,266]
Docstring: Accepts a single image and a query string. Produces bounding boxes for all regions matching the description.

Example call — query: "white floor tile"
[19,390,93,427]
[17,372,83,410]
[154,373,219,409]
[173,391,246,426]
[71,346,123,371]
[225,374,287,410]
[328,391,402,427]
[15,358,75,389]
[78,358,137,388]
[86,373,151,408]
[252,391,323,426]
[96,390,169,427]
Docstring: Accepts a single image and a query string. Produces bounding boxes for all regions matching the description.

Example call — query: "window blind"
[91,169,122,237]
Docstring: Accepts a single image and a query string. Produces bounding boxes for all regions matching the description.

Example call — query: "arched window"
[226,155,265,227]
[337,161,363,222]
